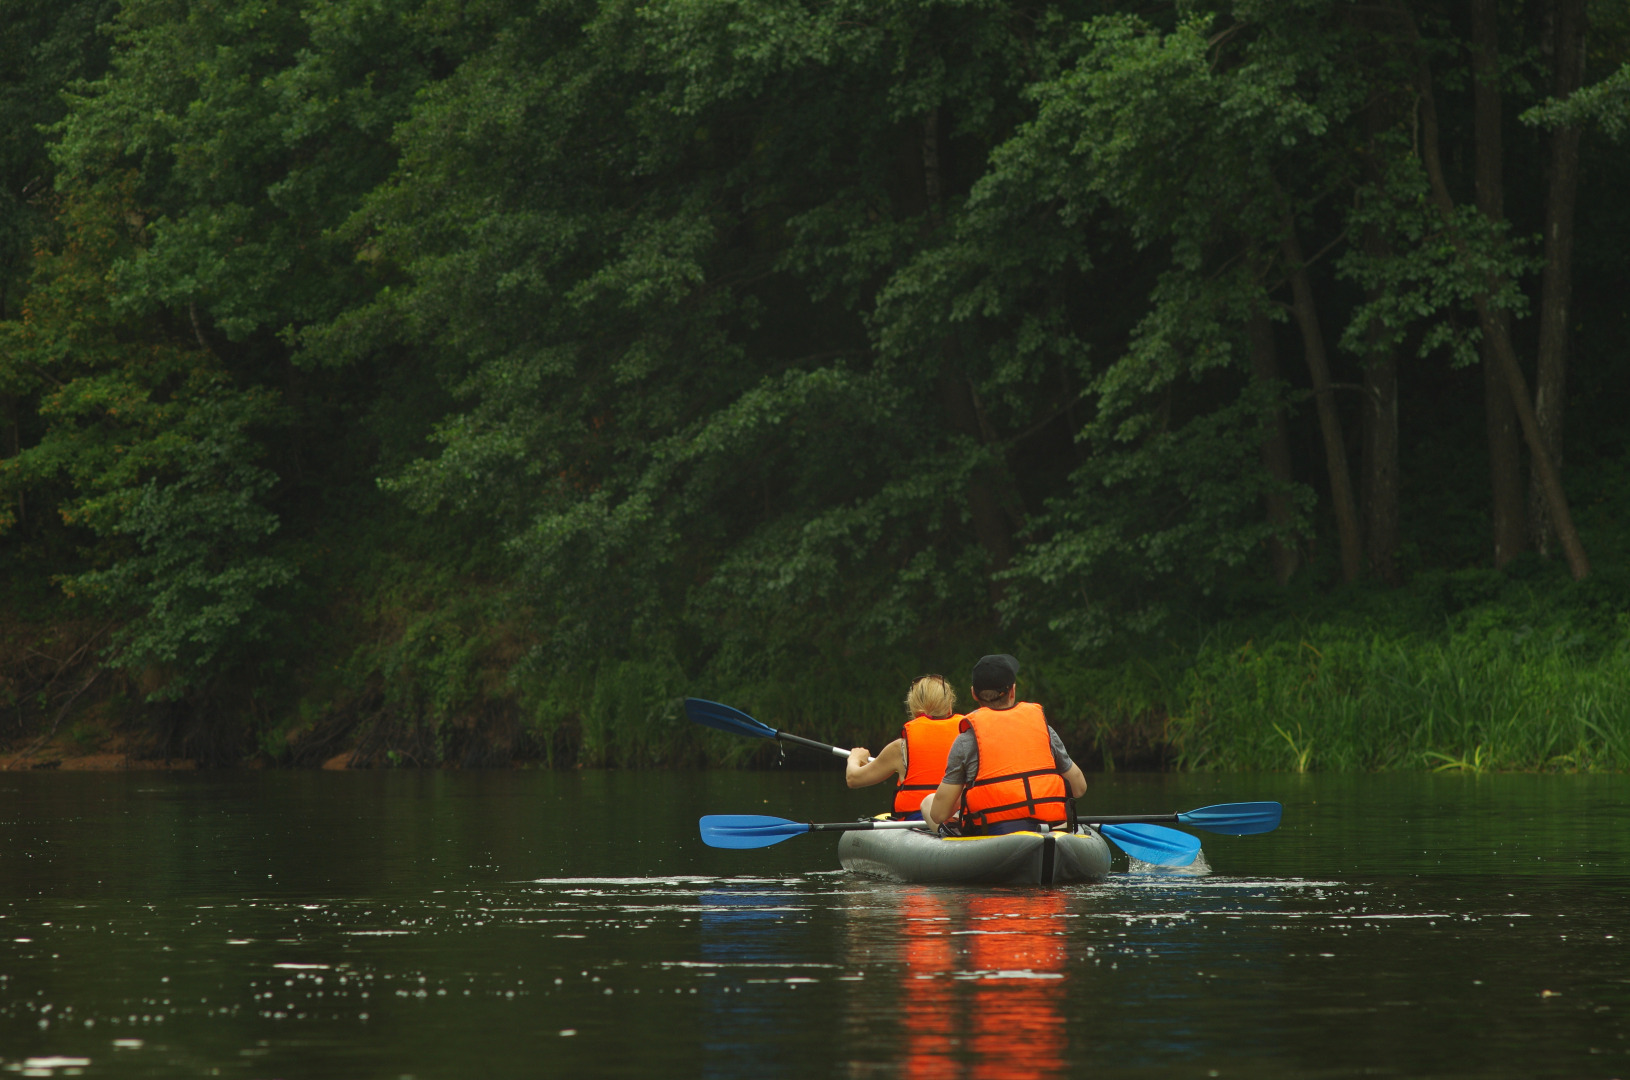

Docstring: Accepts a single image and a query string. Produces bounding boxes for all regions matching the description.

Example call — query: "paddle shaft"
[1091,801,1282,835]
[809,819,929,834]
[1090,814,1184,826]
[776,731,849,759]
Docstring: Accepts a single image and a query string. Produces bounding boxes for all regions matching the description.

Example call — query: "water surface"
[1,770,1626,1078]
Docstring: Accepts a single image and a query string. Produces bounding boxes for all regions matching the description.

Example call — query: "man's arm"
[1046,724,1086,798]
[922,781,963,828]
[923,728,977,827]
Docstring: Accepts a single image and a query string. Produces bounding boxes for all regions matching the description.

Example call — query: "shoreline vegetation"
[2,4,1628,774]
[8,561,1627,774]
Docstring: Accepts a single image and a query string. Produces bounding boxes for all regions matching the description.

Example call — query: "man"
[921,654,1088,835]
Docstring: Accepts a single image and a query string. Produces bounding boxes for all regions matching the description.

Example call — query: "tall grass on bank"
[44,529,1626,773]
[1172,623,1630,772]
[510,616,1630,774]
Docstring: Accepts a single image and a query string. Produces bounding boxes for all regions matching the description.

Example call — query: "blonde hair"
[905,675,957,719]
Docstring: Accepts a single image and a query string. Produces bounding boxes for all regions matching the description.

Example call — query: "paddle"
[1090,801,1283,836]
[701,814,928,849]
[1098,823,1202,867]
[699,814,1201,866]
[683,698,848,759]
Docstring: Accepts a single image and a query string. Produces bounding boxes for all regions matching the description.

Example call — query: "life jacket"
[892,714,964,817]
[958,702,1068,830]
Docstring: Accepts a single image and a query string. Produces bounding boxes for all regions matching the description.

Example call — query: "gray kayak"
[837,825,1112,885]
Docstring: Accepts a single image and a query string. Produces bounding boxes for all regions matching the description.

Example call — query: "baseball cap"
[970,653,1019,692]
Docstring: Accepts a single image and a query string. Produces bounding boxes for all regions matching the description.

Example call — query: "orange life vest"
[958,702,1068,829]
[892,714,964,816]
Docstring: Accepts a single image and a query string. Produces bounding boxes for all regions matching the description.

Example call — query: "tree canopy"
[2,0,1628,762]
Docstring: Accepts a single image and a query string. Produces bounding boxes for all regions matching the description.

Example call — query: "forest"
[1,0,1628,773]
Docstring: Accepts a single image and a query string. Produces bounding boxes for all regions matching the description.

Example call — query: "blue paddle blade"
[1177,801,1283,835]
[684,698,777,741]
[1099,823,1201,867]
[699,814,811,850]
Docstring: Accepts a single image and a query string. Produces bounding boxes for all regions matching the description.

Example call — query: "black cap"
[971,654,1019,692]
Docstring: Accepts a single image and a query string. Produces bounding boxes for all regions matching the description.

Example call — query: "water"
[2,770,1627,1078]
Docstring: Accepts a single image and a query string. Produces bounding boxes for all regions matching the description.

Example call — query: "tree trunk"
[1281,221,1363,584]
[1529,0,1588,556]
[1472,0,1526,568]
[922,108,1020,606]
[1359,227,1400,585]
[1482,317,1525,566]
[1248,313,1300,585]
[938,374,1018,572]
[921,106,943,209]
[1405,7,1591,580]
[1357,95,1401,585]
[2,392,18,527]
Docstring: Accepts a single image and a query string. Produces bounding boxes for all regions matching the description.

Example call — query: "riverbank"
[8,567,1627,774]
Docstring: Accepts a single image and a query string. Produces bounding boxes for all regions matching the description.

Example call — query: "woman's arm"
[845,739,903,788]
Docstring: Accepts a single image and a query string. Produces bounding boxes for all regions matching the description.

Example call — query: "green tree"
[3,0,454,711]
[0,0,116,538]
[0,176,291,694]
[318,0,1113,677]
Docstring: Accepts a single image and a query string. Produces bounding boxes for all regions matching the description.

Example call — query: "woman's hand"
[844,746,873,788]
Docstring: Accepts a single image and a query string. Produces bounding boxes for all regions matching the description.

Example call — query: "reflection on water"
[890,890,1070,1080]
[0,771,1627,1078]
[901,891,959,1079]
[965,893,1067,1080]
[700,889,818,1078]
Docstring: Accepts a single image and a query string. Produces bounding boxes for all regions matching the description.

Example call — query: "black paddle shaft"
[806,820,929,834]
[809,821,878,834]
[776,731,844,755]
[1089,813,1182,826]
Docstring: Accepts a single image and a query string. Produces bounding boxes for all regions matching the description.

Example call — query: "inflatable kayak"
[837,825,1112,885]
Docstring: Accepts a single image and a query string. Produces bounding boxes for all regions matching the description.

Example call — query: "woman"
[846,675,964,821]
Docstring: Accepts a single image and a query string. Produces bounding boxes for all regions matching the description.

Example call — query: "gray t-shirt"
[941,710,1073,785]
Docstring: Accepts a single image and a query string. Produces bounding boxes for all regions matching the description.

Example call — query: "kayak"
[837,824,1112,885]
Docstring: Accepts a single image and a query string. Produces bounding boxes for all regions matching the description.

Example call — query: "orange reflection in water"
[897,890,1069,1080]
[901,892,958,1080]
[966,892,1067,1080]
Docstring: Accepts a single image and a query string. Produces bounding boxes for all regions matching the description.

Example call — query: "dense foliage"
[1,0,1627,769]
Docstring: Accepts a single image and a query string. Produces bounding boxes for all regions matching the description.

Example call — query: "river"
[2,769,1627,1078]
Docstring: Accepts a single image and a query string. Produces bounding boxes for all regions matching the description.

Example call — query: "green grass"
[1169,625,1630,772]
[504,587,1630,775]
[414,583,1630,773]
